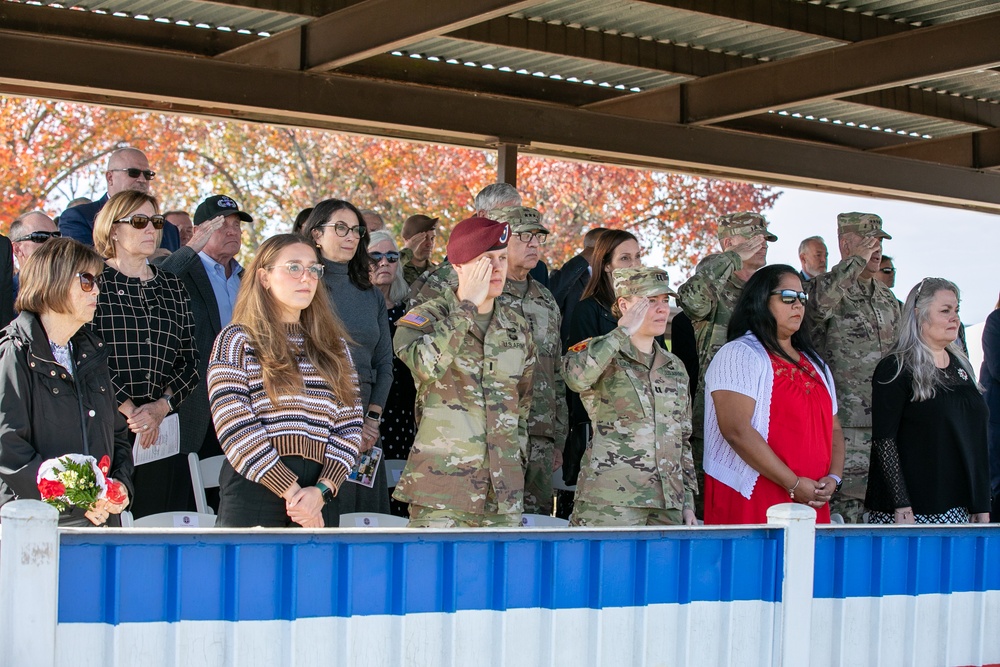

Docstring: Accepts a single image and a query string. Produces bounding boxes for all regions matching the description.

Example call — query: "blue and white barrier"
[1,500,998,667]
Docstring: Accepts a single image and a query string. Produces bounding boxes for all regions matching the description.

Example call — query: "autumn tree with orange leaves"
[0,97,777,273]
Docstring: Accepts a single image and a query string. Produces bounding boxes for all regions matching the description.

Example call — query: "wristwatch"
[365,410,383,423]
[315,481,335,505]
[164,394,176,414]
[828,473,843,493]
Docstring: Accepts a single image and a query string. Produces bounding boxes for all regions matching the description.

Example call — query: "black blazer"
[0,235,14,329]
[155,247,239,453]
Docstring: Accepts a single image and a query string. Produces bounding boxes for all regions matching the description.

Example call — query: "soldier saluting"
[392,216,536,528]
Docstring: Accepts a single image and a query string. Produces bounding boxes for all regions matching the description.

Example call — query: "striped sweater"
[207,323,363,496]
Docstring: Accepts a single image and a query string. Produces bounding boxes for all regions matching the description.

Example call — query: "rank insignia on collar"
[399,312,429,327]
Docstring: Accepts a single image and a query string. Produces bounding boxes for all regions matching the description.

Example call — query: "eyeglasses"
[879,267,896,274]
[269,261,324,280]
[320,223,367,238]
[770,289,808,305]
[109,168,155,180]
[514,232,549,245]
[76,272,103,293]
[114,214,165,230]
[14,231,61,243]
[370,251,400,264]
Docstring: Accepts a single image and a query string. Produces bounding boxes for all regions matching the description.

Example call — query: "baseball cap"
[193,195,253,225]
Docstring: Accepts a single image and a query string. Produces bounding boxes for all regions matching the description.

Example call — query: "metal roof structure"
[4,0,1000,212]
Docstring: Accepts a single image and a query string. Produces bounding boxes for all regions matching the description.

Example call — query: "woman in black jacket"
[0,238,133,526]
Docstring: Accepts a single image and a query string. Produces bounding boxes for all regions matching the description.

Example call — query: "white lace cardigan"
[703,333,837,499]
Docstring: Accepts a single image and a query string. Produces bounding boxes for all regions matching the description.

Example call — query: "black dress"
[865,352,991,523]
[381,303,417,517]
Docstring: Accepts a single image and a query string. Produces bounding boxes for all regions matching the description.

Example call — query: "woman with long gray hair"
[865,277,990,524]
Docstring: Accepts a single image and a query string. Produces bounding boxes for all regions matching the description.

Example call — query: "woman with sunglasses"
[302,200,393,520]
[367,230,417,517]
[865,278,989,524]
[0,238,133,526]
[703,264,844,524]
[91,191,199,518]
[207,234,361,527]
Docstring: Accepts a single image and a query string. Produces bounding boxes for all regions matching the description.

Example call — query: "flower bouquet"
[36,454,128,525]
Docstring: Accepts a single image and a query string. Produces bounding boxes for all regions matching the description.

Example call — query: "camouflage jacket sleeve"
[806,255,866,328]
[562,327,630,394]
[677,251,742,322]
[392,295,477,385]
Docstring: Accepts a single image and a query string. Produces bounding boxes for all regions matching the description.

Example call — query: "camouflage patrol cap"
[716,212,778,242]
[613,267,678,299]
[837,212,892,240]
[488,205,548,234]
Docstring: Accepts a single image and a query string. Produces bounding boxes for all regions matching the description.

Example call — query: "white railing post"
[767,503,817,667]
[0,499,60,667]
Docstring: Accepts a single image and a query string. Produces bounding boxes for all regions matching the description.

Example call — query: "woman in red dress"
[702,264,844,524]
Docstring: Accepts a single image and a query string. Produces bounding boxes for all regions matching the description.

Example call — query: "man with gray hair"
[10,211,60,303]
[361,209,385,232]
[59,147,180,250]
[798,235,828,283]
[474,182,521,215]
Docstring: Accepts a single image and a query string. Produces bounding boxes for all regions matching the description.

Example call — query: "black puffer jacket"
[0,311,134,516]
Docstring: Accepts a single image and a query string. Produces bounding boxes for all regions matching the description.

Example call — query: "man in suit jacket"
[550,227,605,348]
[154,194,249,505]
[0,234,14,329]
[60,147,180,251]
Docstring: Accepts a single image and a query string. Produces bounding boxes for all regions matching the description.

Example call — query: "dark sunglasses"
[770,289,808,305]
[109,168,155,180]
[14,231,61,243]
[114,214,166,230]
[76,272,103,293]
[879,267,895,274]
[370,251,400,264]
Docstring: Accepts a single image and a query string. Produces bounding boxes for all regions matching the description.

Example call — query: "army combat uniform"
[676,212,777,517]
[393,288,536,527]
[807,213,900,523]
[563,269,697,527]
[408,261,456,309]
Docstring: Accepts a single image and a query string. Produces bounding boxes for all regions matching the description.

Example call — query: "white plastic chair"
[120,510,217,528]
[521,513,569,527]
[339,512,408,528]
[384,459,407,489]
[188,453,225,515]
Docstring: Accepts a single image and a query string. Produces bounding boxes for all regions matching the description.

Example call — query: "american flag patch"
[399,312,429,327]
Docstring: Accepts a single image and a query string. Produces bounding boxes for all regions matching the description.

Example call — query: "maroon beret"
[447,216,510,265]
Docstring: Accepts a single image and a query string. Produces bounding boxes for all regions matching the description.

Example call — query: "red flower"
[105,480,127,505]
[38,478,66,499]
[98,455,111,475]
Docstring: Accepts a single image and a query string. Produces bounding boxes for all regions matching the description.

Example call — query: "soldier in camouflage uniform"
[491,205,568,515]
[393,216,536,527]
[399,214,439,285]
[563,267,697,526]
[807,212,900,523]
[676,212,777,517]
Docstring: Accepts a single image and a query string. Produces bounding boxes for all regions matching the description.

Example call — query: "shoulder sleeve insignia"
[568,338,591,353]
[398,311,429,328]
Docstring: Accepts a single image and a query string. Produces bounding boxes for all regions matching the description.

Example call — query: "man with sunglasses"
[59,147,180,252]
[806,212,900,523]
[491,206,567,516]
[9,211,60,307]
[152,194,251,510]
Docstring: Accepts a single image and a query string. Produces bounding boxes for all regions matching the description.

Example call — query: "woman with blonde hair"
[208,234,362,527]
[91,190,199,518]
[866,277,990,524]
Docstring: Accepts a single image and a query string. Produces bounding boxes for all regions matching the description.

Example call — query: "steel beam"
[586,11,1000,125]
[497,143,519,185]
[870,128,1000,169]
[218,0,543,71]
[5,32,1000,212]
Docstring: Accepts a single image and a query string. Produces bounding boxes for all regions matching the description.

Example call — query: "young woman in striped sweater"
[207,234,362,527]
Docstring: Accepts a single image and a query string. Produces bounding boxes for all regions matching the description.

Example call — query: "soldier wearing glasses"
[59,147,180,251]
[492,206,568,515]
[807,212,900,523]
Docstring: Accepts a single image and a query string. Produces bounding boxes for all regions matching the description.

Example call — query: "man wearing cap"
[564,267,697,526]
[153,194,251,502]
[59,147,180,251]
[677,211,776,516]
[393,216,536,527]
[491,205,567,515]
[807,212,900,523]
[400,214,439,285]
